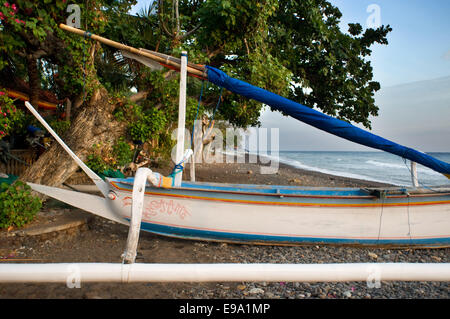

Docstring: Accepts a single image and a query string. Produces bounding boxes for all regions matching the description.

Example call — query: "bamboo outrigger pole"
[1,263,450,284]
[59,24,207,80]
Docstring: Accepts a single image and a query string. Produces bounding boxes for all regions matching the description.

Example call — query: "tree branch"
[181,22,202,39]
[129,90,150,103]
[158,0,174,38]
[32,49,47,60]
[175,0,180,36]
[207,44,225,59]
[163,69,177,80]
[244,38,250,55]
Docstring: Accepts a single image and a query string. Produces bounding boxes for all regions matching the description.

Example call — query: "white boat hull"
[106,179,450,247]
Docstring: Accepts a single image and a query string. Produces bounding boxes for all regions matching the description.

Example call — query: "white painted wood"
[174,51,188,187]
[27,183,128,225]
[122,168,151,264]
[0,263,449,283]
[27,178,450,246]
[111,190,450,244]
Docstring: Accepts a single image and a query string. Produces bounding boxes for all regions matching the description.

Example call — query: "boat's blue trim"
[140,220,450,247]
[179,181,370,196]
[109,177,386,197]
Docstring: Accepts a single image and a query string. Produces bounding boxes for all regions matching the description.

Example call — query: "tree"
[0,0,139,187]
[267,0,391,128]
[0,0,391,189]
[177,0,391,128]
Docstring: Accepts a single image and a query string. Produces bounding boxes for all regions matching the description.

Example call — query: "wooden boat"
[23,25,450,249]
[25,98,450,249]
[28,171,450,248]
[98,179,450,247]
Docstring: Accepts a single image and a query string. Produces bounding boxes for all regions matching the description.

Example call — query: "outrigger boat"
[24,25,450,254]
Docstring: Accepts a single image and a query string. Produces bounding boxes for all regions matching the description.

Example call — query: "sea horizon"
[233,150,450,187]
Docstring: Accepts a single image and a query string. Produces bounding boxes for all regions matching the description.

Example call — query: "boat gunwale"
[109,180,377,200]
[108,179,450,201]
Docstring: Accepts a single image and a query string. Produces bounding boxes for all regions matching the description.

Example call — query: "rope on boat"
[169,153,192,181]
[402,157,443,193]
[169,163,184,179]
[191,82,223,148]
[209,86,224,128]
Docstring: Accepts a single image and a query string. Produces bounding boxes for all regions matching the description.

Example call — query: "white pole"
[121,167,150,264]
[411,161,419,188]
[190,156,196,181]
[0,263,449,283]
[174,51,188,187]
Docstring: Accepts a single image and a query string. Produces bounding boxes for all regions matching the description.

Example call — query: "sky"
[330,0,450,86]
[130,1,450,152]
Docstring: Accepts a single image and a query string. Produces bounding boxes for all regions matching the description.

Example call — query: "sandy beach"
[0,158,448,300]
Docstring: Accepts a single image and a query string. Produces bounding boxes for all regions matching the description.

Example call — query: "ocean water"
[275,151,450,187]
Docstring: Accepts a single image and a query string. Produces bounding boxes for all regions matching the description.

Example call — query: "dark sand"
[186,157,393,188]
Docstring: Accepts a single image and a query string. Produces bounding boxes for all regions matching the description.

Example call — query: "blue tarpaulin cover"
[206,66,450,177]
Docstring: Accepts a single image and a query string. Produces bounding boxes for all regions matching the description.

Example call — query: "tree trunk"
[26,54,40,107]
[20,86,127,189]
[65,99,72,122]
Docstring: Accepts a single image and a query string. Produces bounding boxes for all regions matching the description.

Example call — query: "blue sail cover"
[206,66,450,178]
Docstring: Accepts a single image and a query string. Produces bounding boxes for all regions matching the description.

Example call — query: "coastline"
[182,153,394,188]
[67,152,394,188]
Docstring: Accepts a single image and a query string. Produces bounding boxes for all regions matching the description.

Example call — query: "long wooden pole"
[59,24,207,79]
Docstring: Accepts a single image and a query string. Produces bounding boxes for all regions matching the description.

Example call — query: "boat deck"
[109,178,450,198]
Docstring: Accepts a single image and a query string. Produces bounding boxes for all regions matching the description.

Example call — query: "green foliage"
[48,119,70,136]
[178,0,391,128]
[112,137,133,167]
[1,0,137,106]
[0,181,42,229]
[128,106,168,142]
[86,138,133,174]
[0,1,62,68]
[114,98,169,143]
[86,152,110,174]
[0,89,24,139]
[85,142,112,174]
[187,0,285,127]
[112,70,181,149]
[267,0,392,128]
[1,0,392,166]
